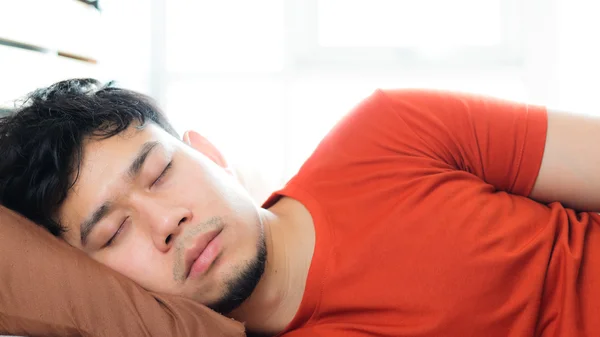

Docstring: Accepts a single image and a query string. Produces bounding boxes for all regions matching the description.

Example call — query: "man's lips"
[184,228,222,279]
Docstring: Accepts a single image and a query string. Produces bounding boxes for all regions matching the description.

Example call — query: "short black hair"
[0,78,178,236]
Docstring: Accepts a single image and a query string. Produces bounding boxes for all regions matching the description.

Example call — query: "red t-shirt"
[264,89,600,337]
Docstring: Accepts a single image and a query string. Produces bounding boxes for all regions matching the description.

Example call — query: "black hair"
[0,78,178,236]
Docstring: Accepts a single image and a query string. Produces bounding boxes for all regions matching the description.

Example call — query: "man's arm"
[531,110,600,211]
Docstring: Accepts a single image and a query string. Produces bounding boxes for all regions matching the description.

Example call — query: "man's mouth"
[183,228,223,279]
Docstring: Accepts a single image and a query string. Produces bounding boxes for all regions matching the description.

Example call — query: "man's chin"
[209,240,267,315]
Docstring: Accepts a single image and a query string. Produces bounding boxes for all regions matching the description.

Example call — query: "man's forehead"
[75,128,150,191]
[84,125,150,153]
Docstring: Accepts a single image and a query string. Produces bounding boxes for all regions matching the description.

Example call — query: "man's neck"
[228,197,315,336]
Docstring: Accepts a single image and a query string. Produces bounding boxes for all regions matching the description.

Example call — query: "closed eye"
[153,160,173,186]
[104,218,128,248]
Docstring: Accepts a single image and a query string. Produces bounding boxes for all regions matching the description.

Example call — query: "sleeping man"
[0,78,599,337]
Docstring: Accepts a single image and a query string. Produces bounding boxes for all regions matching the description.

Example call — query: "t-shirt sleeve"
[376,89,548,196]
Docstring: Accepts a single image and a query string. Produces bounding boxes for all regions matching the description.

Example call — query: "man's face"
[58,123,266,314]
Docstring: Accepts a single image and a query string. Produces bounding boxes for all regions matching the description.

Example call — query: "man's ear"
[183,130,230,171]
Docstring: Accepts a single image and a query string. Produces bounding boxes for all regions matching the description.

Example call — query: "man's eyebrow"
[80,202,112,246]
[79,140,160,247]
[128,141,160,179]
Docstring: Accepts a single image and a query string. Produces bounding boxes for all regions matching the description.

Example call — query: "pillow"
[0,206,245,337]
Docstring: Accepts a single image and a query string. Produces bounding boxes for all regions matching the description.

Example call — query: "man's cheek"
[108,244,162,290]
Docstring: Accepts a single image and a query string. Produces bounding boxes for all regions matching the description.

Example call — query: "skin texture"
[530,109,600,212]
[56,124,316,336]
[58,124,266,312]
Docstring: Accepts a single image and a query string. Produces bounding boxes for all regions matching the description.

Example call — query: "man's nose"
[138,199,192,252]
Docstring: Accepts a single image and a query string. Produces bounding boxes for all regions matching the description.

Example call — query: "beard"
[208,229,267,315]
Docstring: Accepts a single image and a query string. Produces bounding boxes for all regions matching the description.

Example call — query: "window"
[289,0,523,69]
[165,0,285,73]
[317,0,505,48]
[160,0,546,187]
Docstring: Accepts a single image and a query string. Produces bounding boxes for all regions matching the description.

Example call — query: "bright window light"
[166,0,285,73]
[317,0,504,48]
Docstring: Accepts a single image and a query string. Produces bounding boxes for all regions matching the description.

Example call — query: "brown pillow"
[0,206,246,337]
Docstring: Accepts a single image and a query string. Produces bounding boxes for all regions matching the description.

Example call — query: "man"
[0,78,598,337]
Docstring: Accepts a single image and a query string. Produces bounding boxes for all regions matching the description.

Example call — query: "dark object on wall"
[76,0,100,10]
